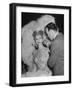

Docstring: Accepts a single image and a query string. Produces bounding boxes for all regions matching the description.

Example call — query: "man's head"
[44,22,59,40]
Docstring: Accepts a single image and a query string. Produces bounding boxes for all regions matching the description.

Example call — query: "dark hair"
[38,30,44,38]
[32,31,37,39]
[32,30,44,41]
[45,22,57,32]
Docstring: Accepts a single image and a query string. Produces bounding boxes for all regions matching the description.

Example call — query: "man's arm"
[47,48,57,68]
[47,38,64,68]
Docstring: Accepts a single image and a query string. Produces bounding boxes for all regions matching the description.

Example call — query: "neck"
[38,43,43,49]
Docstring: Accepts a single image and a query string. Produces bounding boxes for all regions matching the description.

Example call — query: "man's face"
[45,28,55,40]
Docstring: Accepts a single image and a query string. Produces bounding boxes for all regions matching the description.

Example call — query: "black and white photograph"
[21,13,64,77]
[10,3,71,87]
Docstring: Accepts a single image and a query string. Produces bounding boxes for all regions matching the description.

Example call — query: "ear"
[46,28,49,34]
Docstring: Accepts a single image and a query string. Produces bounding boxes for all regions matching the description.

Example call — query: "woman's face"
[35,35,43,44]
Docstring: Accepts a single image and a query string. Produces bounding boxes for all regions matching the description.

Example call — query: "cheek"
[47,33,51,38]
[39,38,43,42]
[36,40,38,42]
[36,39,39,43]
[48,32,52,38]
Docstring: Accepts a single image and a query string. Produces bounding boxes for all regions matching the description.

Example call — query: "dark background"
[22,12,64,34]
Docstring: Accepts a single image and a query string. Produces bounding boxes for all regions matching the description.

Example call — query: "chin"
[50,38,53,40]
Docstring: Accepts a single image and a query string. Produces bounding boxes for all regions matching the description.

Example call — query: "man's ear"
[46,28,49,34]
